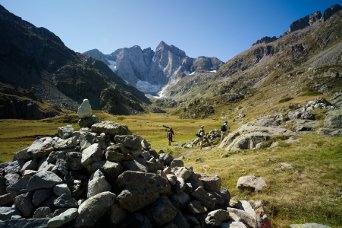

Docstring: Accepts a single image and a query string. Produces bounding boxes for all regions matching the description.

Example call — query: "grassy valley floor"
[0,112,341,227]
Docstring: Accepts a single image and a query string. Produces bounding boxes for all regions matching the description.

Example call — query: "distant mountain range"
[0,4,150,118]
[84,42,223,94]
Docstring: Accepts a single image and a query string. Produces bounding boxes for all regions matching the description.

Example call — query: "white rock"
[77,99,92,118]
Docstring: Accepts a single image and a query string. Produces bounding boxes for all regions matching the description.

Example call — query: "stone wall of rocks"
[0,116,266,227]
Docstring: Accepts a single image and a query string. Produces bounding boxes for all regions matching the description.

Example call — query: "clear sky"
[1,0,341,61]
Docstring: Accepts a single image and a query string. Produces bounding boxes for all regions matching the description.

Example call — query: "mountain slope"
[162,4,342,117]
[84,42,223,94]
[0,5,150,118]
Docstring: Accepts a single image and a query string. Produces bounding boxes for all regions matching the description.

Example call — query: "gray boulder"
[6,175,31,194]
[99,161,123,180]
[79,131,97,151]
[170,192,190,209]
[236,175,266,192]
[116,171,170,194]
[48,208,78,227]
[53,193,78,208]
[53,183,71,196]
[58,125,74,139]
[87,169,111,198]
[14,193,34,217]
[32,207,52,218]
[319,109,342,136]
[25,137,54,159]
[81,143,103,169]
[228,207,256,228]
[0,218,49,227]
[74,191,116,227]
[32,189,52,207]
[27,171,63,191]
[191,186,215,210]
[91,121,131,136]
[105,144,127,162]
[0,206,20,220]
[146,196,178,226]
[77,99,92,118]
[20,159,38,173]
[0,192,16,206]
[205,209,230,226]
[174,167,193,180]
[114,135,143,151]
[53,136,78,150]
[117,189,159,212]
[199,174,222,192]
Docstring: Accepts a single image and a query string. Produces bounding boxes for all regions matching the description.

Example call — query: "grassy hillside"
[0,112,341,227]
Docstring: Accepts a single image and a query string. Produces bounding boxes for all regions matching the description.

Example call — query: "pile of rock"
[287,98,335,132]
[0,116,265,227]
[181,130,221,148]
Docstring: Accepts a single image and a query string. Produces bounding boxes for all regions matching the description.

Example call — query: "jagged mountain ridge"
[0,4,150,118]
[161,4,342,114]
[84,41,223,94]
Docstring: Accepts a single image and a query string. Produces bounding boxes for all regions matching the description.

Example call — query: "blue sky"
[1,0,341,61]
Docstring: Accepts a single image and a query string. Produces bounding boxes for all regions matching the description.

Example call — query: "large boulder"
[236,175,266,192]
[319,109,342,136]
[57,125,74,139]
[146,196,178,226]
[15,137,54,160]
[91,121,131,136]
[81,143,103,169]
[48,208,78,227]
[27,171,63,191]
[87,169,111,198]
[74,191,116,227]
[219,118,294,152]
[205,209,230,226]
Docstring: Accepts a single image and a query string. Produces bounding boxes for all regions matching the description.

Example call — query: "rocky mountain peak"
[155,41,186,58]
[84,41,223,95]
[288,3,341,33]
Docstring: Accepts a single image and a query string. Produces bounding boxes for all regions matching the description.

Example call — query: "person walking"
[167,128,174,146]
[197,125,206,149]
[220,121,229,142]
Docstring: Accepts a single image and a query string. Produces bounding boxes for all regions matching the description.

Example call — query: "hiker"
[197,125,209,149]
[167,128,174,145]
[220,121,229,142]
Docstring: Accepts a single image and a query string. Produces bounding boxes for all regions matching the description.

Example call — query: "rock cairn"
[0,115,268,227]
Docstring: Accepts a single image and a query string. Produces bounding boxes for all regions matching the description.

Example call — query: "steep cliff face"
[84,42,223,94]
[0,5,150,118]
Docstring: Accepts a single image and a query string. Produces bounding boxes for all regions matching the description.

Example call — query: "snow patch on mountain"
[136,80,162,94]
[107,59,117,71]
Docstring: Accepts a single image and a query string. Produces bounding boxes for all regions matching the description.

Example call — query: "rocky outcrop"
[84,41,223,94]
[0,110,267,227]
[252,36,278,46]
[288,4,341,33]
[219,115,295,152]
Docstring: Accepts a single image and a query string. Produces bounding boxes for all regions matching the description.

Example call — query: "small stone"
[87,169,111,198]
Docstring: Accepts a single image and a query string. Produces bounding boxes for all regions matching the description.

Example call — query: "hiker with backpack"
[196,125,210,149]
[167,128,174,145]
[220,121,229,142]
